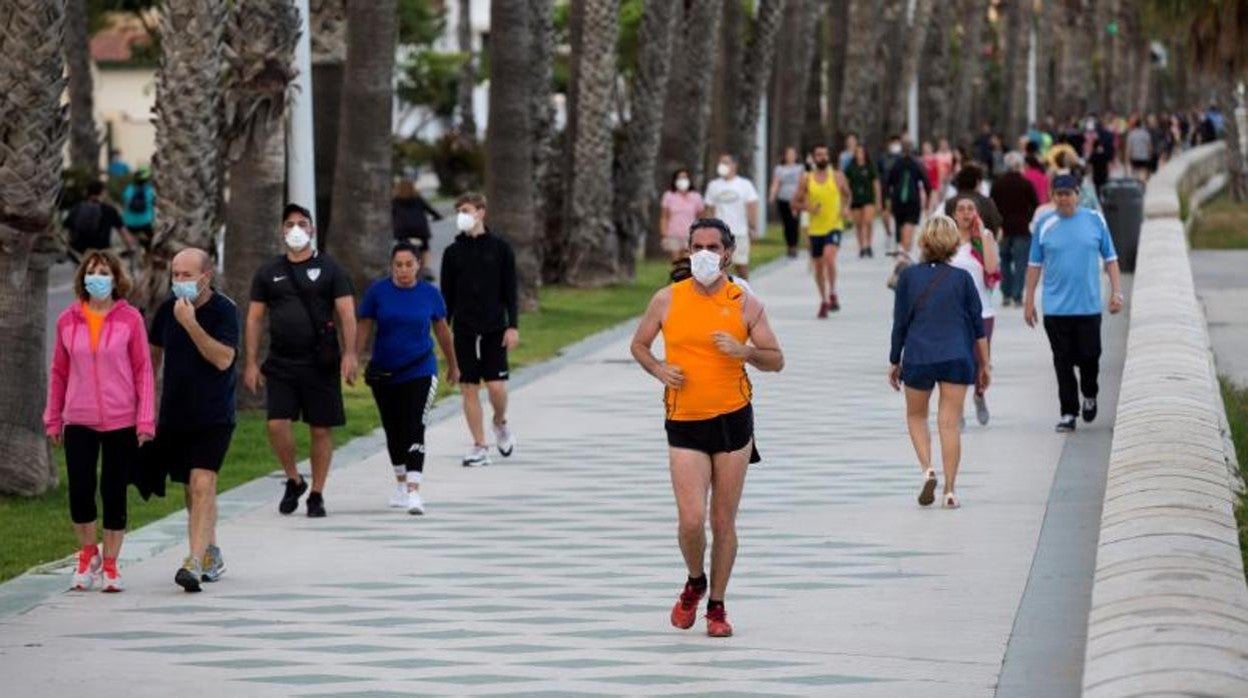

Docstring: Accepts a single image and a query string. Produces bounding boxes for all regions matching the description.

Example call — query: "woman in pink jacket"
[44,250,155,593]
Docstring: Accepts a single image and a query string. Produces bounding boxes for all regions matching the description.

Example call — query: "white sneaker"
[405,490,425,516]
[71,550,101,591]
[494,423,516,458]
[100,563,123,593]
[388,483,408,508]
[462,445,491,467]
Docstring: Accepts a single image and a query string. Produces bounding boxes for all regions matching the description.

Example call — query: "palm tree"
[485,0,538,307]
[658,0,725,186]
[614,0,679,276]
[562,0,620,287]
[135,0,228,313]
[220,0,299,309]
[919,0,953,141]
[1056,0,1093,118]
[456,0,477,139]
[825,0,849,135]
[65,0,99,173]
[839,0,883,141]
[774,0,827,158]
[329,0,397,292]
[0,0,68,495]
[729,0,786,179]
[311,0,346,237]
[949,0,986,143]
[1001,0,1034,136]
[528,0,558,279]
[800,6,828,150]
[880,0,934,142]
[1144,0,1248,201]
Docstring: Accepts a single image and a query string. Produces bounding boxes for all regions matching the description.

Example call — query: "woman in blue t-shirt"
[356,242,459,515]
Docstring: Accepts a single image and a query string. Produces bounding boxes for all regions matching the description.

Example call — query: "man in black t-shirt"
[440,191,519,467]
[149,248,240,592]
[244,203,357,518]
[65,181,131,257]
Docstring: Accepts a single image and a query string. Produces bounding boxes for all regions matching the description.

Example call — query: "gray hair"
[1003,151,1025,172]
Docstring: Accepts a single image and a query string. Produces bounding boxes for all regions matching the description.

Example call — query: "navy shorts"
[809,230,842,257]
[901,359,976,391]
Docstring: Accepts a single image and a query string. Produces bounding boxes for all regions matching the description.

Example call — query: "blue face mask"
[172,279,200,301]
[84,274,114,300]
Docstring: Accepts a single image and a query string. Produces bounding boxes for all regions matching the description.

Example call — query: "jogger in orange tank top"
[631,218,785,638]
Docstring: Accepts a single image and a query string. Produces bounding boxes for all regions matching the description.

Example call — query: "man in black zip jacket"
[440,192,520,467]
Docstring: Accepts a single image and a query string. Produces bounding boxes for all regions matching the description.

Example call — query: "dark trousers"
[999,234,1031,302]
[64,425,136,530]
[370,376,437,472]
[1043,315,1102,416]
[776,199,799,249]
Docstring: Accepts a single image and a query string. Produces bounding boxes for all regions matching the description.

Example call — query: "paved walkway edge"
[0,253,788,620]
[1082,145,1248,696]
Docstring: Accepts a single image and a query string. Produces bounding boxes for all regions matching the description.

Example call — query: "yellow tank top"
[662,278,752,421]
[807,171,843,234]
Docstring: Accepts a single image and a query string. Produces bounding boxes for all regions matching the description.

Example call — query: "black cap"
[282,203,313,223]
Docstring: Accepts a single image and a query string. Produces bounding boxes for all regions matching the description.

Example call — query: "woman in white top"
[950,196,999,426]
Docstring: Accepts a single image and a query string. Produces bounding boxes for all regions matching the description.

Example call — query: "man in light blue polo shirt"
[1023,174,1124,432]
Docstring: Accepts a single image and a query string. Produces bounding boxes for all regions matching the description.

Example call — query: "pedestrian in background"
[768,147,804,258]
[659,168,704,261]
[44,250,156,593]
[391,179,443,279]
[991,152,1040,308]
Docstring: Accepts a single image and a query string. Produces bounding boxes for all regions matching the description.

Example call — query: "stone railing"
[1082,144,1248,696]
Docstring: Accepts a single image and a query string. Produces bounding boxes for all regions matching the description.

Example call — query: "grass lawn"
[1190,193,1248,249]
[1222,378,1248,581]
[0,234,786,583]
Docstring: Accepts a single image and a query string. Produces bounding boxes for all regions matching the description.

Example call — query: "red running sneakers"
[100,557,123,593]
[670,580,706,630]
[706,605,733,637]
[71,546,101,591]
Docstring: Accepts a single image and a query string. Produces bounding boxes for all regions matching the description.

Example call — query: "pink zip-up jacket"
[43,300,156,437]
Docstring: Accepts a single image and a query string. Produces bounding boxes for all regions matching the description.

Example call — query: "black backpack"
[127,184,148,214]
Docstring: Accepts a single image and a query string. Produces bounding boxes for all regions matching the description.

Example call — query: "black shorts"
[455,329,510,384]
[892,203,922,227]
[148,425,235,483]
[666,404,760,463]
[809,230,842,257]
[263,358,346,426]
[1131,159,1151,171]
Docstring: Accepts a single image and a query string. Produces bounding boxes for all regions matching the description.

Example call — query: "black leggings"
[371,375,438,472]
[64,426,136,530]
[1043,314,1102,416]
[776,199,799,248]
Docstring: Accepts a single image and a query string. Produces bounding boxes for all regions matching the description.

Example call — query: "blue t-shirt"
[1029,208,1118,316]
[358,278,445,382]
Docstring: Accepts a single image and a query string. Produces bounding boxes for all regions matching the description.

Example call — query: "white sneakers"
[71,550,101,591]
[405,490,425,516]
[493,422,516,458]
[388,483,408,508]
[462,445,491,467]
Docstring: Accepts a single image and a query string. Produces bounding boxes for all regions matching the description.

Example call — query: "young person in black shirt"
[65,181,132,258]
[244,204,358,517]
[440,192,519,467]
[149,248,239,592]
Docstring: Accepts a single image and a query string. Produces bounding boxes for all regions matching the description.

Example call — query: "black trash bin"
[1100,178,1145,272]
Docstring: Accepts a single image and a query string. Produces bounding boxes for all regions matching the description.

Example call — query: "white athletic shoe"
[494,423,516,458]
[388,483,408,508]
[406,490,425,516]
[462,445,491,467]
[71,550,101,591]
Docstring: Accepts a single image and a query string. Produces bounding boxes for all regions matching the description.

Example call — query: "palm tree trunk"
[839,0,880,141]
[920,0,952,141]
[774,0,824,158]
[614,0,679,276]
[0,0,68,495]
[730,0,787,179]
[65,0,98,173]
[486,0,538,307]
[1220,87,1248,202]
[658,0,725,186]
[528,0,557,292]
[562,0,620,287]
[1002,0,1032,137]
[456,0,478,139]
[709,0,744,167]
[1057,0,1093,117]
[949,0,985,144]
[330,0,396,292]
[825,0,849,136]
[311,0,346,238]
[889,0,934,141]
[801,8,827,150]
[137,0,228,314]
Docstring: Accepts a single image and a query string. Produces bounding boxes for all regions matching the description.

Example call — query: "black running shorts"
[455,329,510,384]
[666,404,761,463]
[148,425,235,484]
[263,358,346,426]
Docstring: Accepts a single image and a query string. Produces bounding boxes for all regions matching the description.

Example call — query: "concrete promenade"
[1,242,1128,697]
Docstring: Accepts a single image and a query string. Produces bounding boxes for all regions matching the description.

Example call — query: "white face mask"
[889,143,902,155]
[456,211,477,233]
[675,178,691,192]
[716,163,731,178]
[284,228,311,251]
[689,250,723,286]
